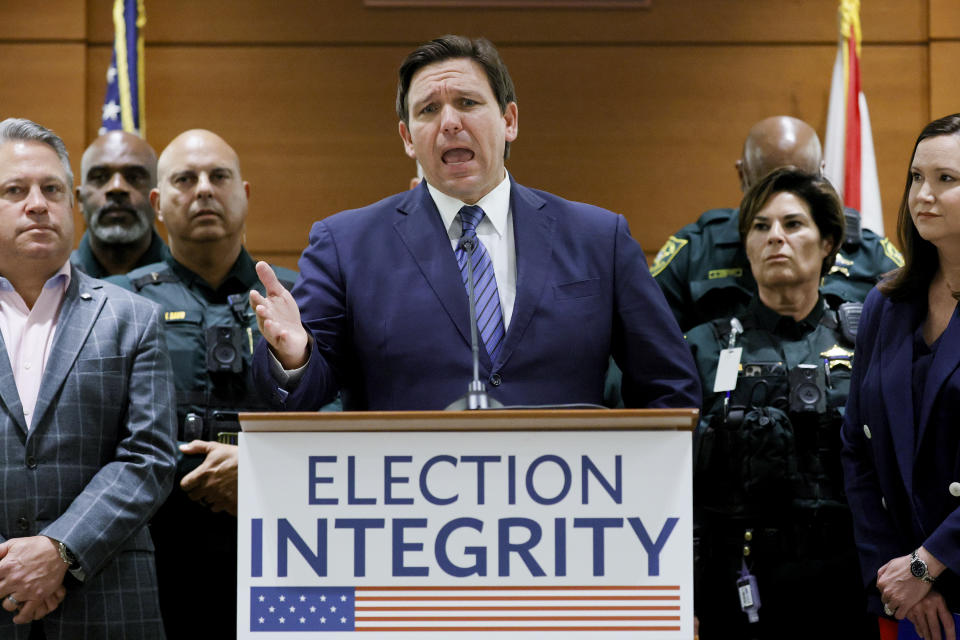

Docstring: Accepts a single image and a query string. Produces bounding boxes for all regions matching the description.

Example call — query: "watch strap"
[911,549,936,584]
[57,541,77,568]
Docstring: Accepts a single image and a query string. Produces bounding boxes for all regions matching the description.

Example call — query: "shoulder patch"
[880,237,904,268]
[650,235,689,277]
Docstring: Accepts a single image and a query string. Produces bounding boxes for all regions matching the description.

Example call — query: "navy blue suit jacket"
[253,179,700,411]
[842,287,960,612]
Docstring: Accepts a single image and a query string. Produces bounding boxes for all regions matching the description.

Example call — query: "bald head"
[157,129,242,183]
[78,130,158,246]
[738,116,823,191]
[152,129,249,254]
[81,130,157,183]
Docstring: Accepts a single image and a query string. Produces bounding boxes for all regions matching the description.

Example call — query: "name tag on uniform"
[713,347,742,393]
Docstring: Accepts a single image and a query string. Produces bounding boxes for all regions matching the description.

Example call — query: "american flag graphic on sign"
[251,585,680,632]
[251,587,355,631]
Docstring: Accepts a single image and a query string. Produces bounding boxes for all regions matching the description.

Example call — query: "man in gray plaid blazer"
[0,118,177,639]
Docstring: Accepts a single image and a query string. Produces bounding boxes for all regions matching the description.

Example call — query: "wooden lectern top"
[238,408,698,433]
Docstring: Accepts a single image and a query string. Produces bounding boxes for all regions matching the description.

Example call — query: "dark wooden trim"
[239,408,697,432]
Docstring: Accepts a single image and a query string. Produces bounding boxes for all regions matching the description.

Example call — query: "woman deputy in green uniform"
[688,168,876,639]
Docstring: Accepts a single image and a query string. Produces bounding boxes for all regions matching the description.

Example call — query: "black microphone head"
[461,238,475,252]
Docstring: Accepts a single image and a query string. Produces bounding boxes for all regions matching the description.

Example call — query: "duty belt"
[181,410,242,443]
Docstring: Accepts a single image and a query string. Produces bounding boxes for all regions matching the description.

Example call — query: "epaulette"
[696,208,737,228]
[130,267,179,291]
[710,315,747,347]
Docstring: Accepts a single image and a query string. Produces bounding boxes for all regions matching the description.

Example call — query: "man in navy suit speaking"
[250,35,700,412]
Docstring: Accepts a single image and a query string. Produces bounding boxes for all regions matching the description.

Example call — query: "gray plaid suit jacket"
[0,268,177,639]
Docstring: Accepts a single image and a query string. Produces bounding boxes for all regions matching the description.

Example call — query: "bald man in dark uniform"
[651,116,903,332]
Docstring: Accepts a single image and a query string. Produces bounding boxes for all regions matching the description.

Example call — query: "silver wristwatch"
[910,549,936,584]
[57,541,78,569]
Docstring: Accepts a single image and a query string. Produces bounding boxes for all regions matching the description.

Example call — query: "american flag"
[250,585,681,632]
[99,0,146,136]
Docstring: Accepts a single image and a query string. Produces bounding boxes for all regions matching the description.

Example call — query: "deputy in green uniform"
[687,168,875,639]
[111,130,300,640]
[652,116,902,332]
[72,130,166,277]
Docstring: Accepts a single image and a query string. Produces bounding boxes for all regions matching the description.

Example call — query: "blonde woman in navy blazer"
[842,113,960,640]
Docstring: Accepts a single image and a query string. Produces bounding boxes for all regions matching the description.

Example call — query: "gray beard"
[89,212,152,245]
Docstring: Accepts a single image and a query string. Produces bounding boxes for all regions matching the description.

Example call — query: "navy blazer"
[842,286,960,612]
[253,179,700,411]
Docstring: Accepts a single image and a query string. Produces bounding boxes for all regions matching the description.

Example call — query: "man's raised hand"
[250,261,310,369]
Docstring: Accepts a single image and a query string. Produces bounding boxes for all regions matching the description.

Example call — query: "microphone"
[445,237,503,411]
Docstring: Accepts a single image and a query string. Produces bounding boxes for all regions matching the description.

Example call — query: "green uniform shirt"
[70,229,167,280]
[652,208,903,331]
[686,297,865,635]
[686,295,854,427]
[108,248,303,640]
[110,247,307,439]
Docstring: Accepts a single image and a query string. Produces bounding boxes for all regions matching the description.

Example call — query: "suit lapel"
[0,332,28,434]
[917,302,960,444]
[394,184,477,356]
[879,296,922,498]
[30,271,105,433]
[497,180,554,368]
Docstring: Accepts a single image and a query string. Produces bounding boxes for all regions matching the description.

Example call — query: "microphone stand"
[445,237,503,411]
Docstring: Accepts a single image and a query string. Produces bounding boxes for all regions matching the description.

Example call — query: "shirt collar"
[0,261,72,293]
[46,261,72,291]
[427,172,512,237]
[748,293,826,337]
[163,246,257,299]
[73,229,167,279]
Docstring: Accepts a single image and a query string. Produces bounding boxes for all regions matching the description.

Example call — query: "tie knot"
[459,205,485,237]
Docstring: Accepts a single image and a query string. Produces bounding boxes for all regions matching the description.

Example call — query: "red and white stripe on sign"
[352,585,681,632]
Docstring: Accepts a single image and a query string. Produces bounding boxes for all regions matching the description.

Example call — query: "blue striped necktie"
[456,205,505,363]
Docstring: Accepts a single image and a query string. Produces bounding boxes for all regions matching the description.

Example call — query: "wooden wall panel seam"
[0,39,87,45]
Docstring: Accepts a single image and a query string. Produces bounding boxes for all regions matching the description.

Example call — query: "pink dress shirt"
[0,261,71,429]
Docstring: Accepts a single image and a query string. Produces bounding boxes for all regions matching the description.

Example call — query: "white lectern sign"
[237,411,694,639]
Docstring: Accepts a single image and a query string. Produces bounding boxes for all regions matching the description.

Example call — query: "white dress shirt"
[427,172,516,329]
[0,261,71,429]
[275,173,518,382]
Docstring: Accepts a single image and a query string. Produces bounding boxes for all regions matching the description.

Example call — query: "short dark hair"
[396,35,517,157]
[879,113,960,301]
[738,167,846,278]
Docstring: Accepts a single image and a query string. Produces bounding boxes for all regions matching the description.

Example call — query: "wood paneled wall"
[0,0,950,267]
[930,1,960,120]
